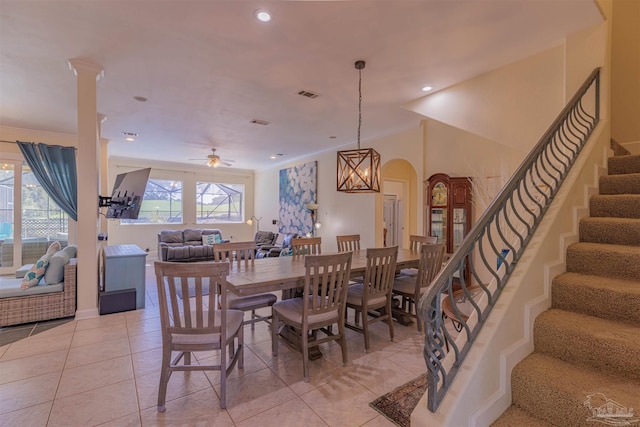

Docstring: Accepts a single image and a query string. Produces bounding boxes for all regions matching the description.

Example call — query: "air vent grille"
[250,119,270,126]
[297,90,319,99]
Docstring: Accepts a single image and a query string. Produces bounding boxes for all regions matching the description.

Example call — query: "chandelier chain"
[357,66,362,150]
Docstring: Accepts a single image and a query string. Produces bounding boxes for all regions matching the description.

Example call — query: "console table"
[102,244,147,310]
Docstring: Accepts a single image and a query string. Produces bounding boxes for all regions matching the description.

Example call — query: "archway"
[375,159,420,248]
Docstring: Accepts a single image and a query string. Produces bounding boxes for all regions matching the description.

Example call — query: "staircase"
[492,151,640,426]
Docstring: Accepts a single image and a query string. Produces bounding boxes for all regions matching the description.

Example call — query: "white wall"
[408,46,566,153]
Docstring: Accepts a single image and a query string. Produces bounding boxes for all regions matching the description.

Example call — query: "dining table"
[226,247,421,297]
[225,248,422,358]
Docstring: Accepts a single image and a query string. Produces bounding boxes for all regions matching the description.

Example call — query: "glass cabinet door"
[452,208,467,251]
[430,207,447,247]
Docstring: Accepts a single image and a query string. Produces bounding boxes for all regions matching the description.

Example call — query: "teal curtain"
[17,141,78,221]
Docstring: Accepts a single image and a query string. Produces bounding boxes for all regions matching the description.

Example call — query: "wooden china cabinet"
[425,173,472,255]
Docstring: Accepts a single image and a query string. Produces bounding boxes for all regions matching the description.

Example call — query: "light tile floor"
[0,266,454,427]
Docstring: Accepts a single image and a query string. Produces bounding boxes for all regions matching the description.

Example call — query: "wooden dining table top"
[226,248,421,296]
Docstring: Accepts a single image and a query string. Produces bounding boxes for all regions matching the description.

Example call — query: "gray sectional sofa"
[157,228,229,262]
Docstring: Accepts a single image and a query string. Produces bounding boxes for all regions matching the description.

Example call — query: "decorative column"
[68,58,103,319]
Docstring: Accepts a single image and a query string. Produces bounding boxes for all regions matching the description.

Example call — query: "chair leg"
[220,339,227,409]
[386,298,395,343]
[238,327,244,369]
[250,309,256,330]
[302,327,310,382]
[337,320,348,367]
[362,309,370,352]
[157,345,172,412]
[271,310,279,357]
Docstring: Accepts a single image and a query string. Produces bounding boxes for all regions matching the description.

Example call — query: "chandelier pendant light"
[337,60,381,193]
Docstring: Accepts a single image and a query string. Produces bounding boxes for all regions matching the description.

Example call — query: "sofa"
[0,245,77,327]
[256,232,299,258]
[0,238,68,267]
[157,228,229,262]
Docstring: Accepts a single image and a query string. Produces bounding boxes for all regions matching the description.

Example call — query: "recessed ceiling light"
[329,136,337,139]
[421,85,433,92]
[255,9,272,22]
[133,96,147,102]
[270,153,285,159]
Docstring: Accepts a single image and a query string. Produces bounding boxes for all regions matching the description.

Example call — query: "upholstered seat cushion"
[173,309,244,346]
[392,275,425,296]
[346,283,387,306]
[0,278,63,299]
[272,296,339,328]
[228,292,277,310]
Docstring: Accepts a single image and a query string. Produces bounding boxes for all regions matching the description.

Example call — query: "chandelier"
[336,60,381,193]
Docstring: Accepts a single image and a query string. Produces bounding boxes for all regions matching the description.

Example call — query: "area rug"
[369,374,427,427]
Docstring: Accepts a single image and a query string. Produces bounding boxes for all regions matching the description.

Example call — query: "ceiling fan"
[189,148,235,168]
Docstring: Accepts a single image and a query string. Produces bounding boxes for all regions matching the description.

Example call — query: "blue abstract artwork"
[279,161,317,235]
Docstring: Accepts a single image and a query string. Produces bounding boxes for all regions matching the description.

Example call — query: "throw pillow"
[44,250,70,285]
[202,234,216,245]
[214,233,221,243]
[62,244,77,258]
[46,241,61,256]
[21,253,52,289]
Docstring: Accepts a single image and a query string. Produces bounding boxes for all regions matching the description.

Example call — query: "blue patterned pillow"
[21,253,52,289]
[202,234,215,245]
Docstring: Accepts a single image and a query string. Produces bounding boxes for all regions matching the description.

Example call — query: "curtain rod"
[0,139,77,150]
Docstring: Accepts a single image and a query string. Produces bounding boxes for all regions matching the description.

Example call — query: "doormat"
[369,374,427,427]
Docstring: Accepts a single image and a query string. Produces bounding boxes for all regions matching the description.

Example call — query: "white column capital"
[68,58,104,81]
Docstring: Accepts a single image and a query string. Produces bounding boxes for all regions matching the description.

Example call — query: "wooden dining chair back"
[212,241,277,330]
[408,235,438,251]
[345,246,398,351]
[154,261,243,410]
[401,235,439,276]
[336,234,361,252]
[392,243,445,332]
[212,241,256,267]
[291,236,322,256]
[271,251,353,382]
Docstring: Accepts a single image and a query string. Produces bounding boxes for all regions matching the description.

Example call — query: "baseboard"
[75,308,99,320]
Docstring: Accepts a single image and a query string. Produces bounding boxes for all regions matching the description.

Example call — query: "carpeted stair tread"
[491,405,554,427]
[566,242,640,280]
[512,353,640,427]
[599,173,640,194]
[610,139,632,157]
[579,217,640,246]
[608,153,640,175]
[552,272,640,324]
[534,309,640,379]
[589,194,640,218]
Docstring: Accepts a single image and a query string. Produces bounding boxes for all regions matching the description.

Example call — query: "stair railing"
[418,68,600,412]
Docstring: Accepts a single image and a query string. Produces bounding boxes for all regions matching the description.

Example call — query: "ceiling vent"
[250,119,270,126]
[297,90,319,99]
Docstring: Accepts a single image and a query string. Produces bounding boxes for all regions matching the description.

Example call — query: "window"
[22,166,69,238]
[196,182,244,223]
[121,179,183,224]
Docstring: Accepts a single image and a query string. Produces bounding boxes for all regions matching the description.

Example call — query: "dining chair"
[345,246,398,352]
[291,236,322,256]
[271,251,353,382]
[392,243,445,333]
[212,241,278,330]
[336,234,361,252]
[399,235,439,277]
[154,261,243,410]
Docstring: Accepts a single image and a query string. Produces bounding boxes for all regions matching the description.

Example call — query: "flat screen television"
[104,168,151,219]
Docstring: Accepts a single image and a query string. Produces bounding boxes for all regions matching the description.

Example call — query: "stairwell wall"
[411,3,612,425]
